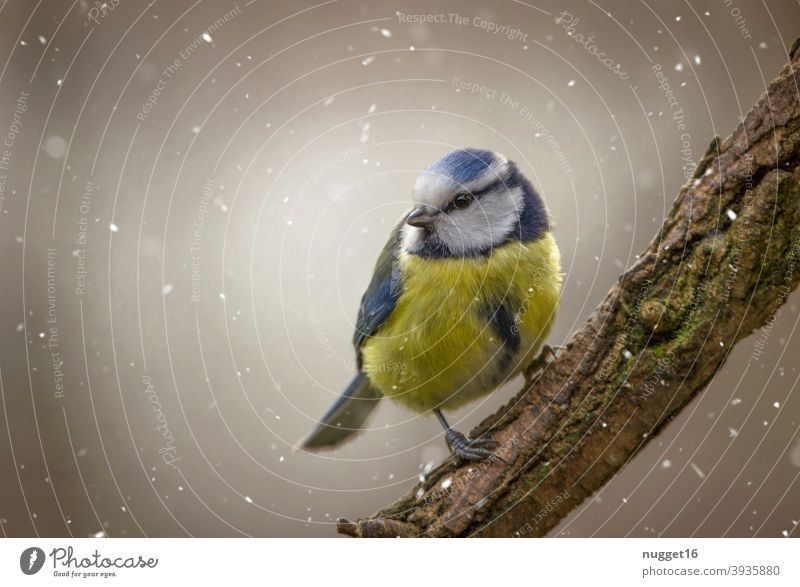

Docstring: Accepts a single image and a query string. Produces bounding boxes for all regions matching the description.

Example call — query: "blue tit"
[302,148,561,460]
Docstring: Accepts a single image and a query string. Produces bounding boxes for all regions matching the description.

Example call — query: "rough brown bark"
[338,42,800,538]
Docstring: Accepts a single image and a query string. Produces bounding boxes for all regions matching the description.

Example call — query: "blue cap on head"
[421,148,498,185]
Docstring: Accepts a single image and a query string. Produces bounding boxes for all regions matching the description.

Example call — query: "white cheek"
[437,187,524,254]
[400,222,425,253]
[435,212,495,254]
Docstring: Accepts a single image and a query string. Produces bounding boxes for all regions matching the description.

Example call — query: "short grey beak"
[406,206,440,228]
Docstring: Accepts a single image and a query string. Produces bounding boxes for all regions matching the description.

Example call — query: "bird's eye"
[452,193,473,209]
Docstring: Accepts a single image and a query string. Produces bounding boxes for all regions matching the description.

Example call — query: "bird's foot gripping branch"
[337,41,800,538]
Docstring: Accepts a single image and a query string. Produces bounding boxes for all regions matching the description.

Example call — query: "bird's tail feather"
[302,373,382,451]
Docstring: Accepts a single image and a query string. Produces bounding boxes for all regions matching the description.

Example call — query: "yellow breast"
[361,232,561,413]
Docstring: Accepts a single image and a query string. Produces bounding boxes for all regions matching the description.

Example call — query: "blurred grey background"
[0,0,798,537]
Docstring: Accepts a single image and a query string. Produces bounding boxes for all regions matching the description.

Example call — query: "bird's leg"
[526,343,564,379]
[434,409,506,463]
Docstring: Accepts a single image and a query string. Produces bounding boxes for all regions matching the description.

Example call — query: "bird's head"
[402,148,548,257]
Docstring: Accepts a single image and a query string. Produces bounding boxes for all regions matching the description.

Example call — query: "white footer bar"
[1,538,797,586]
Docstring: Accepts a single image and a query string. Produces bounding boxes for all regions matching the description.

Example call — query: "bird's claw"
[445,429,506,463]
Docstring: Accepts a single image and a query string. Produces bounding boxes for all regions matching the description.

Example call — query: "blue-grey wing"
[352,214,407,370]
[302,215,407,452]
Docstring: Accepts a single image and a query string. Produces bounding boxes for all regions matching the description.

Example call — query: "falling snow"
[690,462,706,479]
[44,136,68,159]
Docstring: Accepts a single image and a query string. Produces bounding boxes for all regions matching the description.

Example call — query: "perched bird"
[302,148,561,460]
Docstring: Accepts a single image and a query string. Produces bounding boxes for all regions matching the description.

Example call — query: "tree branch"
[338,43,800,538]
